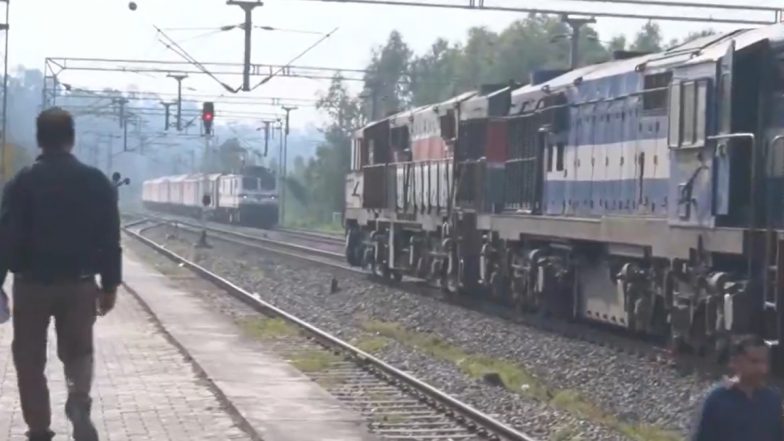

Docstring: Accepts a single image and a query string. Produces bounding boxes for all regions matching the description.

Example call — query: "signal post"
[197,102,215,248]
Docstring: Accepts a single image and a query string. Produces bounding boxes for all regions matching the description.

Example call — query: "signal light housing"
[202,102,215,135]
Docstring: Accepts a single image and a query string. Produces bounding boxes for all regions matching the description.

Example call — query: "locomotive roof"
[432,90,477,116]
[510,53,658,113]
[510,23,784,114]
[684,25,784,65]
[356,90,478,135]
[389,105,430,128]
[461,86,511,121]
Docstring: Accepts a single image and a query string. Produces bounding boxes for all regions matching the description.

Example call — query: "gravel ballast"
[137,225,717,440]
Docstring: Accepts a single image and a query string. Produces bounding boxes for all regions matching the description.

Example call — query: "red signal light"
[202,101,215,136]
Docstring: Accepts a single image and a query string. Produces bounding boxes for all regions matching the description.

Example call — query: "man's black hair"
[36,107,75,151]
[730,334,767,358]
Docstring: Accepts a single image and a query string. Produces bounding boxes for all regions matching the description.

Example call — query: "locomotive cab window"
[643,72,672,112]
[668,78,710,149]
[242,177,259,190]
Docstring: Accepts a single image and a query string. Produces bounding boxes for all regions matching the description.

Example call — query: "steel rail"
[124,221,539,441]
[167,219,345,260]
[275,227,345,244]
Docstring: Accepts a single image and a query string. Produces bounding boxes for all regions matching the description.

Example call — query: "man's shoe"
[65,395,98,441]
[26,429,55,441]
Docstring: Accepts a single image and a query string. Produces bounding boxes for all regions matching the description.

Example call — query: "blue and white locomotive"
[344,23,784,363]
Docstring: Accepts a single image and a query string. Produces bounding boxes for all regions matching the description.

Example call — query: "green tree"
[409,38,461,106]
[631,21,663,53]
[363,31,413,120]
[607,35,627,53]
[288,74,364,226]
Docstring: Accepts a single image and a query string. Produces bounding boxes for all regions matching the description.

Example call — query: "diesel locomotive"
[344,24,784,363]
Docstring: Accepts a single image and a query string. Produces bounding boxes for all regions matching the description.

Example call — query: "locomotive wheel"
[371,259,389,279]
[442,273,460,296]
[345,228,362,267]
[489,271,507,302]
[510,276,525,315]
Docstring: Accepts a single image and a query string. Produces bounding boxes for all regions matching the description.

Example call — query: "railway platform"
[0,247,377,441]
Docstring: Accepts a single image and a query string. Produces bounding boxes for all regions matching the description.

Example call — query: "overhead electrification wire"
[153,25,237,93]
[179,29,229,43]
[255,25,328,35]
[249,26,340,91]
[281,0,779,25]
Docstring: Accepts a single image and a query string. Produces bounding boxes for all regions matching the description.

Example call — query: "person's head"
[36,107,75,153]
[729,334,770,386]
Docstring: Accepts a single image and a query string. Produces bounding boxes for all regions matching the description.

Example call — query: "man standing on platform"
[0,108,122,441]
[691,334,784,441]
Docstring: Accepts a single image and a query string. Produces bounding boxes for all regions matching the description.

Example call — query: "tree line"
[286,17,715,229]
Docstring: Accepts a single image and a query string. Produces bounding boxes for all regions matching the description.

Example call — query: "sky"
[5,0,784,130]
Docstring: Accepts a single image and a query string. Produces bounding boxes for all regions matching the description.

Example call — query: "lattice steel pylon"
[0,0,9,185]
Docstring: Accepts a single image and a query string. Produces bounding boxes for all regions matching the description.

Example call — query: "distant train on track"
[142,165,278,228]
[344,23,784,366]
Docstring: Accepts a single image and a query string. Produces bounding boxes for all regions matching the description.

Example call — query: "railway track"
[125,218,537,441]
[276,226,344,244]
[141,216,717,372]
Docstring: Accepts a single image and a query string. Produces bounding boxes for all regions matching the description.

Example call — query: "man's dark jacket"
[0,151,121,290]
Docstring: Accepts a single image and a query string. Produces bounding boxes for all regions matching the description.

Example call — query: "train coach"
[344,23,784,364]
[142,170,279,228]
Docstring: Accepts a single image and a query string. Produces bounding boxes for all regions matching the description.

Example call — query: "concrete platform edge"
[120,281,264,441]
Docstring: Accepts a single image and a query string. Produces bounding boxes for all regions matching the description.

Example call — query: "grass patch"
[362,320,681,441]
[353,335,392,353]
[290,349,340,372]
[551,425,580,441]
[314,375,345,388]
[239,317,299,339]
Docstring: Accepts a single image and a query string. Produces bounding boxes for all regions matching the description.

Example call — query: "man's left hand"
[97,288,117,316]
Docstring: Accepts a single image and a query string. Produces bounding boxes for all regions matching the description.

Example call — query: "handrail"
[709,133,756,228]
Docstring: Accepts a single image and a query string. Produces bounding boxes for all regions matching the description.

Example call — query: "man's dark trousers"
[12,276,98,434]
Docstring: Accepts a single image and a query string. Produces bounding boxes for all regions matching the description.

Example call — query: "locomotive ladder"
[763,232,784,348]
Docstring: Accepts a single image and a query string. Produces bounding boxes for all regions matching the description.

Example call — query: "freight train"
[142,166,278,228]
[343,24,784,364]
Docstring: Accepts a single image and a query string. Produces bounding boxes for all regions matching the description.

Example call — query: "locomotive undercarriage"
[345,217,756,357]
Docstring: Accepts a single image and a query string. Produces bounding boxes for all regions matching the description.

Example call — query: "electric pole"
[161,101,174,131]
[167,73,188,130]
[262,120,271,156]
[112,97,130,154]
[227,0,264,91]
[562,15,596,70]
[280,106,297,224]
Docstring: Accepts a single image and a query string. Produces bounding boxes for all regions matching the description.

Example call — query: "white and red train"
[142,169,278,228]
